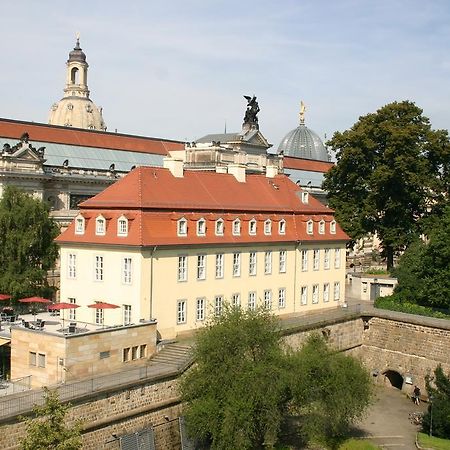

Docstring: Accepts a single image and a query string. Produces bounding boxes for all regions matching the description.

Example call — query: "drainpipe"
[294,241,300,313]
[149,246,157,320]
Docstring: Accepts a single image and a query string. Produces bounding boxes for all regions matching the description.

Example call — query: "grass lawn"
[417,433,450,450]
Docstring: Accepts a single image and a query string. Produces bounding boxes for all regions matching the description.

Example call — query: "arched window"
[117,216,128,236]
[249,219,257,235]
[319,220,325,235]
[278,219,286,235]
[75,214,85,235]
[177,218,187,236]
[264,219,272,235]
[215,219,224,236]
[232,218,241,236]
[307,220,313,235]
[330,220,336,234]
[71,67,79,84]
[96,216,106,235]
[197,218,206,236]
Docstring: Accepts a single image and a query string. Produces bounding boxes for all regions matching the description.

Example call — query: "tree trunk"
[386,246,394,271]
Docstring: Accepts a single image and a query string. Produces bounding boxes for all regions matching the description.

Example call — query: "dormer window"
[319,220,325,235]
[264,219,272,235]
[278,219,286,235]
[330,220,336,234]
[232,218,241,236]
[96,216,106,236]
[197,218,206,236]
[215,219,224,236]
[177,218,187,237]
[302,192,309,204]
[307,220,313,235]
[75,215,85,235]
[117,216,128,237]
[249,219,257,235]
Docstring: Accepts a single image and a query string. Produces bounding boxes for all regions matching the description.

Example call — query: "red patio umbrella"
[0,294,11,301]
[19,296,52,320]
[48,302,80,330]
[88,301,120,328]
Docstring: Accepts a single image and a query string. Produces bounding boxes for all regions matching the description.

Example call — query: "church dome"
[68,40,86,63]
[277,102,329,161]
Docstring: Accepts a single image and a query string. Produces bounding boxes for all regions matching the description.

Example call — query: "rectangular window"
[335,248,341,269]
[248,291,256,310]
[264,290,272,310]
[301,250,308,271]
[94,255,103,281]
[232,253,241,277]
[123,304,132,325]
[279,250,286,273]
[68,253,76,279]
[68,297,76,321]
[214,296,223,316]
[312,284,319,304]
[233,219,241,236]
[75,217,84,235]
[196,297,205,321]
[123,347,130,362]
[278,220,286,235]
[122,257,132,284]
[197,254,206,280]
[197,219,206,236]
[178,219,187,236]
[178,256,187,282]
[177,300,187,324]
[301,286,308,305]
[131,346,138,360]
[215,253,224,279]
[139,344,147,359]
[334,282,340,301]
[232,293,241,308]
[264,251,272,275]
[100,351,110,359]
[313,249,319,271]
[264,220,272,235]
[215,220,224,236]
[38,353,46,368]
[95,308,104,325]
[324,248,330,270]
[278,288,286,309]
[29,352,37,366]
[323,283,330,303]
[249,251,257,276]
[118,218,128,236]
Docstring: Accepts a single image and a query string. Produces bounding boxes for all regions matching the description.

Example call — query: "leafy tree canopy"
[323,101,450,269]
[0,186,59,299]
[180,308,372,449]
[20,388,82,450]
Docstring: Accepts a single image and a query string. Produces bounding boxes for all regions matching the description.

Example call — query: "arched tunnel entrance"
[383,370,404,389]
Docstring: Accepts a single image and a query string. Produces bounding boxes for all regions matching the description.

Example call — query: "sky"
[1,0,449,150]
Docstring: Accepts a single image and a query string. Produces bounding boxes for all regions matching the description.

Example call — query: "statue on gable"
[243,95,260,129]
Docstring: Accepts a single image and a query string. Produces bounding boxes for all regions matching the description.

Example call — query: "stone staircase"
[148,343,194,371]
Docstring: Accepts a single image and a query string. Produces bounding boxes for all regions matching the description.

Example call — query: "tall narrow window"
[177,300,187,324]
[68,297,77,320]
[197,255,206,280]
[264,219,272,235]
[68,253,76,279]
[196,298,205,321]
[123,304,132,325]
[249,219,257,235]
[264,290,272,310]
[232,293,241,308]
[94,256,104,281]
[215,219,224,236]
[249,251,257,276]
[264,251,272,275]
[323,283,330,303]
[319,220,325,234]
[248,292,256,310]
[96,216,106,235]
[278,288,286,308]
[232,252,241,277]
[330,220,336,234]
[334,248,341,269]
[177,218,187,236]
[75,215,85,235]
[301,286,308,305]
[118,217,128,236]
[307,220,313,235]
[178,256,187,282]
[197,218,206,236]
[313,249,320,271]
[278,219,286,235]
[95,308,104,325]
[301,250,308,271]
[334,282,340,301]
[215,253,224,278]
[279,250,286,273]
[232,219,241,236]
[122,257,132,284]
[312,284,319,304]
[324,248,330,270]
[302,192,309,204]
[214,296,223,316]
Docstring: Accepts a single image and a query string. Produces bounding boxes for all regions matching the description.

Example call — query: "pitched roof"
[0,118,184,156]
[283,156,334,173]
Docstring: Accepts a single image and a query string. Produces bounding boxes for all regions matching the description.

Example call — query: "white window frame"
[75,215,85,235]
[307,220,313,235]
[334,282,340,301]
[312,284,319,304]
[278,219,286,235]
[215,253,224,279]
[278,288,286,309]
[301,286,308,305]
[123,304,132,325]
[177,218,187,237]
[232,293,241,308]
[122,257,132,284]
[232,252,241,277]
[319,220,325,235]
[249,218,257,235]
[68,253,77,279]
[248,291,256,310]
[264,251,272,275]
[302,192,309,204]
[330,220,336,234]
[323,283,330,303]
[95,216,106,236]
[301,249,308,272]
[214,295,223,316]
[68,297,77,321]
[95,308,104,325]
[264,290,272,310]
[232,218,241,236]
[117,216,128,236]
[335,248,341,269]
[313,249,320,271]
[197,218,206,236]
[324,248,330,270]
[249,251,257,276]
[264,219,272,235]
[215,218,224,236]
[177,255,188,282]
[197,254,206,280]
[196,297,205,322]
[177,299,187,324]
[94,255,104,282]
[279,250,286,273]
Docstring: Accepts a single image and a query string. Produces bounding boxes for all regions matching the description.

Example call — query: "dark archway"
[383,370,404,389]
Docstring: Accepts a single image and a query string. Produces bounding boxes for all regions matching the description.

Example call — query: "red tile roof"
[0,118,184,156]
[56,167,348,246]
[283,156,334,173]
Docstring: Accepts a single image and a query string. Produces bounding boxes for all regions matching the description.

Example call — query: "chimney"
[163,157,184,178]
[266,165,278,178]
[227,164,246,182]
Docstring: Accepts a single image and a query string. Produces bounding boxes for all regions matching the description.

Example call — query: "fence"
[0,375,31,397]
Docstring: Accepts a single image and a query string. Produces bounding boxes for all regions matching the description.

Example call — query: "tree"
[393,206,450,309]
[0,186,59,299]
[180,308,372,449]
[20,388,82,450]
[323,101,450,270]
[423,365,450,439]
